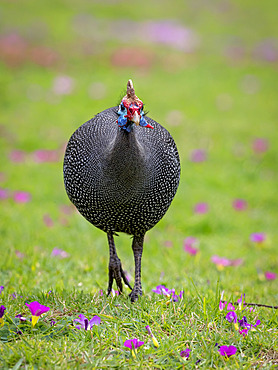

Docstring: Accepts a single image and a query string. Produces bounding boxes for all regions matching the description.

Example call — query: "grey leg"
[107,233,132,296]
[129,235,144,302]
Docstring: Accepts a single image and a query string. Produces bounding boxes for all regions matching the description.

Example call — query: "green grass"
[0,0,278,368]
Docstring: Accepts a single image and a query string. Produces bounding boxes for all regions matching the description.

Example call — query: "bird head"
[117,80,154,133]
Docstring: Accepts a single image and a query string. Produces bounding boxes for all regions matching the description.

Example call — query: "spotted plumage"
[63,80,180,301]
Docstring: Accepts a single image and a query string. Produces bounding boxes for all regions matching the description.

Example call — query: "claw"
[107,258,132,296]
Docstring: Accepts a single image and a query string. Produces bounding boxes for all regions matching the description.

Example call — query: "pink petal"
[43,214,54,228]
[232,198,248,211]
[264,271,277,280]
[13,191,31,203]
[194,202,209,214]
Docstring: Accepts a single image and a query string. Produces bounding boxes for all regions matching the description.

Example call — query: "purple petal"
[227,303,235,311]
[0,188,9,200]
[51,247,69,258]
[145,325,152,336]
[124,338,144,349]
[183,237,199,255]
[239,328,248,336]
[25,301,50,316]
[226,311,237,323]
[219,301,227,311]
[89,315,101,328]
[252,138,269,153]
[0,305,6,318]
[15,314,27,322]
[211,255,231,267]
[218,345,237,357]
[0,286,4,294]
[52,75,75,96]
[180,348,191,358]
[250,233,266,243]
[9,150,26,163]
[194,202,209,214]
[33,149,60,163]
[43,214,54,228]
[13,191,31,203]
[232,198,248,211]
[190,149,207,162]
[264,271,277,280]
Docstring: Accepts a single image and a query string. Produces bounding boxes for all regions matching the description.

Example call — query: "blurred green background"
[0,0,277,301]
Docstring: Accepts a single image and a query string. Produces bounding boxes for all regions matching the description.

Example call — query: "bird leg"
[129,235,144,302]
[107,233,132,296]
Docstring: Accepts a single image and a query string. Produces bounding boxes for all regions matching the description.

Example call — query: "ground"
[0,0,277,368]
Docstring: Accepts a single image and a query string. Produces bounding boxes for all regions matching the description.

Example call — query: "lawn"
[0,0,278,368]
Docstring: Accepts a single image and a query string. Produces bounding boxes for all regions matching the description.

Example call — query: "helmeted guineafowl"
[63,80,180,301]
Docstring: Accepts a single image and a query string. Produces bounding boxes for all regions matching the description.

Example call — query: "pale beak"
[131,111,140,126]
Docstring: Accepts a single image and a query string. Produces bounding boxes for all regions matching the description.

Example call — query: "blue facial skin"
[117,103,148,132]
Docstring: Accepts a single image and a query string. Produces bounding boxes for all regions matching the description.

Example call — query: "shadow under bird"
[63,80,180,301]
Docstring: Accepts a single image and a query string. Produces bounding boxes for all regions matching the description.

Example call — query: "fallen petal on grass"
[190,149,207,162]
[145,325,160,347]
[226,311,237,324]
[218,345,237,357]
[264,271,277,280]
[51,248,69,258]
[13,191,31,203]
[233,198,248,211]
[74,314,101,330]
[26,301,50,316]
[124,338,144,350]
[250,233,266,243]
[183,237,199,255]
[194,202,209,214]
[180,348,191,358]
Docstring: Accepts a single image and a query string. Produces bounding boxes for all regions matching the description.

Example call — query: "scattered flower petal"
[194,202,209,214]
[232,198,248,211]
[15,314,27,322]
[13,191,31,203]
[15,250,25,259]
[0,286,4,294]
[227,303,235,311]
[211,255,243,269]
[25,301,50,316]
[164,240,173,248]
[190,149,207,162]
[145,325,160,347]
[9,150,26,163]
[250,233,266,243]
[0,305,6,318]
[180,348,191,358]
[74,314,101,330]
[226,311,237,324]
[253,39,278,63]
[43,214,54,228]
[124,338,144,350]
[239,328,248,337]
[264,271,276,280]
[0,305,6,327]
[219,301,227,311]
[183,236,199,255]
[0,188,9,200]
[51,247,69,258]
[52,75,75,95]
[218,345,237,357]
[33,149,60,163]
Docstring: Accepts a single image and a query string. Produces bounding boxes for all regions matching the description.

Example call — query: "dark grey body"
[63,107,180,237]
